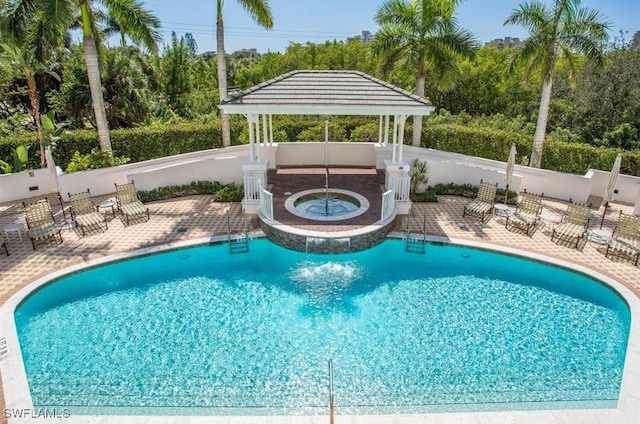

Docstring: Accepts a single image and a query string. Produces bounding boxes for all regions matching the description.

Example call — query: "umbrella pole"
[504,184,509,205]
[600,202,608,229]
[58,193,67,223]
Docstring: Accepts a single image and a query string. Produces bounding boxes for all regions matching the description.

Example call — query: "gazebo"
[219,70,435,216]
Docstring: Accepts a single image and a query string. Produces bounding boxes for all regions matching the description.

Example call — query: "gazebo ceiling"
[219,70,435,116]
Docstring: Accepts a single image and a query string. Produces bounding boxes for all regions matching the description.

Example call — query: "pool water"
[15,239,630,414]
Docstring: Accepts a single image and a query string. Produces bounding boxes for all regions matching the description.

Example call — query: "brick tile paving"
[1,170,640,421]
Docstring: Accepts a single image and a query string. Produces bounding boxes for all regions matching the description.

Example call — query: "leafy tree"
[159,32,194,117]
[504,0,610,168]
[372,0,477,146]
[2,0,161,151]
[216,0,273,147]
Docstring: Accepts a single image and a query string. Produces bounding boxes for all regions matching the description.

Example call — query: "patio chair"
[1,234,7,256]
[505,191,544,236]
[551,202,590,249]
[463,181,498,223]
[23,199,63,250]
[605,212,640,265]
[115,181,149,226]
[68,189,108,236]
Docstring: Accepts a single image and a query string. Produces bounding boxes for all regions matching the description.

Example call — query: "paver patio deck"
[1,168,639,423]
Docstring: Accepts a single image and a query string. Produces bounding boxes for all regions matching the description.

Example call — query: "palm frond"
[0,0,38,42]
[236,0,274,29]
[104,0,162,52]
[504,1,548,33]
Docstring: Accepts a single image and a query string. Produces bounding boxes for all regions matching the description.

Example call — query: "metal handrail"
[328,359,334,424]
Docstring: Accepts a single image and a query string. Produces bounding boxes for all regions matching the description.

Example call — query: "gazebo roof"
[219,70,435,116]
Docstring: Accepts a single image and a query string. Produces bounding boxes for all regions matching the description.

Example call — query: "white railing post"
[258,184,274,222]
[389,175,410,202]
[381,188,396,222]
[243,175,261,202]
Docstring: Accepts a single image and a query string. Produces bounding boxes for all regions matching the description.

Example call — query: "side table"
[494,204,511,218]
[3,223,24,242]
[97,199,116,217]
[589,228,613,245]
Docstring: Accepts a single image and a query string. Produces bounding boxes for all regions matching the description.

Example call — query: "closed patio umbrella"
[601,153,622,229]
[504,143,517,204]
[45,146,66,222]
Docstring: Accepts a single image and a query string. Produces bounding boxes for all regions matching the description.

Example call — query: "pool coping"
[0,234,639,424]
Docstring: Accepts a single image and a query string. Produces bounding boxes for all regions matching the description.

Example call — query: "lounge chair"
[463,181,498,222]
[68,189,108,236]
[605,212,640,265]
[23,199,63,250]
[1,234,7,256]
[551,202,590,249]
[505,191,543,236]
[115,181,149,226]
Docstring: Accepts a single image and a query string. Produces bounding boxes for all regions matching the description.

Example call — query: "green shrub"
[349,123,379,142]
[296,122,346,142]
[410,188,437,202]
[65,148,130,172]
[213,183,244,202]
[138,180,225,202]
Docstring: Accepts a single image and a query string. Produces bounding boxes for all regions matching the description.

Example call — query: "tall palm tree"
[2,0,160,151]
[0,43,59,166]
[504,0,609,168]
[372,0,477,146]
[216,0,273,148]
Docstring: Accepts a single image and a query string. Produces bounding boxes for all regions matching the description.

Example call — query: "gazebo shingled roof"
[219,70,434,116]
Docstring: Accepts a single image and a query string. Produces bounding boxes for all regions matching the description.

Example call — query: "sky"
[137,0,640,54]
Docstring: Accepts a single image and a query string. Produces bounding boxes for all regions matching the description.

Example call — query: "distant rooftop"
[219,70,435,116]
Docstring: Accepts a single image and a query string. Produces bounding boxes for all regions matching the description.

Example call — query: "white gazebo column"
[397,114,407,163]
[384,115,389,145]
[255,114,261,161]
[269,114,274,145]
[262,114,268,145]
[246,114,256,161]
[242,158,270,214]
[374,114,393,168]
[384,115,411,215]
[391,115,399,163]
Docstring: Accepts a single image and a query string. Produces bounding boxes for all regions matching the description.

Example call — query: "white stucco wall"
[1,142,638,208]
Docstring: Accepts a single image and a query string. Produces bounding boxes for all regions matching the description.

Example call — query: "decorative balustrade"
[391,174,411,202]
[259,186,274,222]
[244,175,262,201]
[381,188,396,222]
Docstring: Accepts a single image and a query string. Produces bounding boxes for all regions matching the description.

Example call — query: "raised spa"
[284,188,370,221]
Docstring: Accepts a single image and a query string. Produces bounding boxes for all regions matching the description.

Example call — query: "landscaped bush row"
[423,123,638,175]
[137,181,244,203]
[1,118,637,176]
[0,120,245,171]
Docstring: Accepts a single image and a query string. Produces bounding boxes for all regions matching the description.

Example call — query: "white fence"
[259,187,274,222]
[243,175,262,202]
[2,141,640,210]
[391,174,411,201]
[381,189,396,222]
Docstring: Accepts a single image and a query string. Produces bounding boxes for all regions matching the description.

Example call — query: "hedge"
[423,123,640,176]
[2,118,638,176]
[0,120,245,171]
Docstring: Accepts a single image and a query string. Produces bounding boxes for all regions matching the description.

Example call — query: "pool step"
[406,235,426,254]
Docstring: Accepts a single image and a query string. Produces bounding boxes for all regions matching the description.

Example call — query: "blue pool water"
[15,239,630,414]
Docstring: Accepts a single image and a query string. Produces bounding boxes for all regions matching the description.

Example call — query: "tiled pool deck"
[1,169,640,424]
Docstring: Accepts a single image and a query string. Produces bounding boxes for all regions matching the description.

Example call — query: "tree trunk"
[26,76,45,167]
[216,9,231,148]
[530,78,553,168]
[412,61,426,147]
[80,3,111,151]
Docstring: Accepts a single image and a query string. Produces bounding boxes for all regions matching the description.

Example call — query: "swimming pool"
[12,238,631,415]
